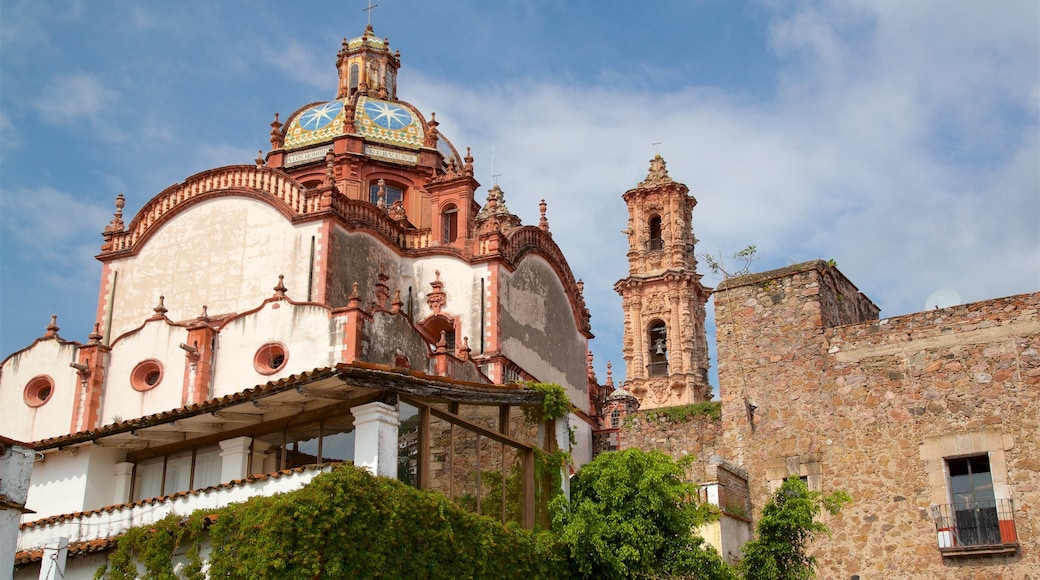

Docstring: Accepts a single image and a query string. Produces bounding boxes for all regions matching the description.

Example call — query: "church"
[3,22,1038,580]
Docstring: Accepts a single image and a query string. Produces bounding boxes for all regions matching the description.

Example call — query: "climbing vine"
[96,464,568,579]
[522,382,571,421]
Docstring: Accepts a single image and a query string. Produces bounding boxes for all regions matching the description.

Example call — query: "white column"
[219,436,253,482]
[351,401,400,478]
[113,462,134,504]
[38,537,68,580]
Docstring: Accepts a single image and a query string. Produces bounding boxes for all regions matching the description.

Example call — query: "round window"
[24,376,55,408]
[254,343,288,375]
[131,360,164,392]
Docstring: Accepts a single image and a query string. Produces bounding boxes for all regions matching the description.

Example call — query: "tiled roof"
[19,464,327,531]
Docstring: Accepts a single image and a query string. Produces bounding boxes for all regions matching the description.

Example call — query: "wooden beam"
[335,368,543,406]
[171,420,223,433]
[427,407,533,451]
[521,448,535,530]
[211,411,263,424]
[418,405,431,490]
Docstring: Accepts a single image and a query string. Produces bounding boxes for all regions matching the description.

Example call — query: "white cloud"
[404,2,1038,379]
[0,185,110,285]
[34,73,117,125]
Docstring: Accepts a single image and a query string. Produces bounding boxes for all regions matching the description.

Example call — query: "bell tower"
[614,154,712,408]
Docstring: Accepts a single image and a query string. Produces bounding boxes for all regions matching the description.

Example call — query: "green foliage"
[523,382,571,421]
[640,401,722,423]
[552,449,732,579]
[97,464,568,579]
[739,477,852,580]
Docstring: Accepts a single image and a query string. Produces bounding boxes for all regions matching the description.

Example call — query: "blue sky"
[2,1,1038,389]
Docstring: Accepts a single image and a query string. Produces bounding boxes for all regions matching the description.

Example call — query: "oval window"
[24,375,55,407]
[131,360,164,392]
[254,343,288,375]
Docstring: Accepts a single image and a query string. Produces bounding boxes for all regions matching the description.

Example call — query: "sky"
[2,0,1038,390]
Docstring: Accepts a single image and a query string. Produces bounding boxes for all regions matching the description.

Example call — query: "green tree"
[552,448,734,579]
[739,477,851,580]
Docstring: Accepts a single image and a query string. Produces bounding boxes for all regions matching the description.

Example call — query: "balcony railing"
[646,361,669,377]
[931,499,1018,556]
[647,238,664,251]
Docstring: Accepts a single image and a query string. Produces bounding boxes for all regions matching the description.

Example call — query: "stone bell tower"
[614,154,712,409]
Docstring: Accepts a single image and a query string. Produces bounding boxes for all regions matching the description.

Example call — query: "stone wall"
[713,260,1039,579]
[618,408,721,484]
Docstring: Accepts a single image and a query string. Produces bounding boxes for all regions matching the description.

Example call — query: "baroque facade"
[2,20,1037,580]
[2,25,592,578]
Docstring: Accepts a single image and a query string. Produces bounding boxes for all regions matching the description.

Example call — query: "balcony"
[931,499,1019,556]
[646,361,669,377]
[647,238,664,252]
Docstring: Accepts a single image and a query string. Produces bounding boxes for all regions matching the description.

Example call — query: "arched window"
[349,64,359,96]
[369,180,404,207]
[648,216,663,251]
[441,203,458,243]
[647,320,668,376]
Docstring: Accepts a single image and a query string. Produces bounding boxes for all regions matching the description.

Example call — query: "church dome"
[277,24,462,169]
[282,96,426,151]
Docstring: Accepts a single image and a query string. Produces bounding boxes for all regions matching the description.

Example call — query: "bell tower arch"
[614,154,712,408]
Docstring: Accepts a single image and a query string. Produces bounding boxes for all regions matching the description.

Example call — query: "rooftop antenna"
[363,0,378,26]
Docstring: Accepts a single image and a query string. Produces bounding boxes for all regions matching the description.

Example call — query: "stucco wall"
[498,257,588,409]
[103,320,188,424]
[212,301,336,397]
[103,197,319,342]
[0,340,81,441]
[714,261,1039,578]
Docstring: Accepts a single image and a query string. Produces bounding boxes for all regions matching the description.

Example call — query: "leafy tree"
[551,449,734,579]
[739,477,851,580]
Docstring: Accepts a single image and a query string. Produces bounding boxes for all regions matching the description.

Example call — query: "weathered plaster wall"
[103,320,187,424]
[499,257,588,409]
[326,228,403,309]
[714,261,1039,578]
[103,198,319,341]
[0,340,81,441]
[212,301,335,396]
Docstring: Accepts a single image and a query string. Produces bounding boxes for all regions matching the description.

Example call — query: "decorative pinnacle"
[88,323,103,345]
[153,295,168,317]
[538,199,549,232]
[273,275,287,298]
[45,314,60,338]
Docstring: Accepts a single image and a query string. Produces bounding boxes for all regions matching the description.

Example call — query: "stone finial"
[458,336,472,361]
[255,150,265,168]
[273,275,288,298]
[606,361,614,389]
[538,199,549,233]
[436,330,449,354]
[376,179,387,210]
[197,305,210,322]
[464,147,474,176]
[324,150,336,188]
[426,111,440,147]
[105,193,126,234]
[88,323,103,345]
[270,113,284,149]
[374,264,390,309]
[44,314,60,338]
[348,282,362,309]
[639,153,673,187]
[153,295,169,317]
[426,270,446,314]
[577,279,584,296]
